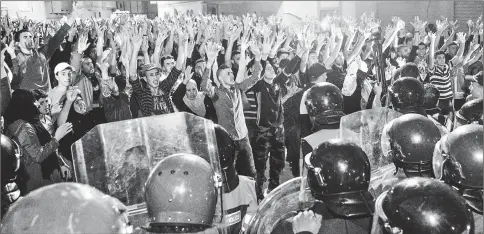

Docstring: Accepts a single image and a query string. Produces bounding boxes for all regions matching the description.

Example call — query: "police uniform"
[216,176,258,234]
[433,124,483,234]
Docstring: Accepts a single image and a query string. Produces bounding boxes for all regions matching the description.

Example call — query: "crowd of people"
[0,1,483,233]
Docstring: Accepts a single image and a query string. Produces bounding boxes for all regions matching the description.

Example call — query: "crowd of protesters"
[1,2,482,205]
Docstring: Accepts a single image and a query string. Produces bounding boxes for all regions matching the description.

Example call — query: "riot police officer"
[371,177,475,234]
[0,182,133,234]
[370,113,442,197]
[388,77,426,115]
[271,139,374,234]
[433,124,483,233]
[453,98,483,130]
[1,134,22,218]
[213,124,257,234]
[142,153,220,234]
[298,82,345,175]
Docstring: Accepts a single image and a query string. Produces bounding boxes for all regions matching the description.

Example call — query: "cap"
[449,41,459,47]
[142,63,162,74]
[307,63,327,81]
[325,190,375,217]
[54,62,74,74]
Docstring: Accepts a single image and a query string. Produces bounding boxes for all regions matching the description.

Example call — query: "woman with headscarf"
[4,89,73,194]
[57,88,106,162]
[172,66,217,123]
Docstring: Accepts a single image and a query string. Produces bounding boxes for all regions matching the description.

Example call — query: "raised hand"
[77,34,90,53]
[456,32,466,43]
[436,19,449,32]
[54,123,73,141]
[206,40,222,62]
[141,36,149,53]
[183,65,194,83]
[248,39,262,59]
[449,20,458,31]
[292,210,322,234]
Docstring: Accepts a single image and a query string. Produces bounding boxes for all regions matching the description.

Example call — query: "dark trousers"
[454,98,466,111]
[252,126,286,200]
[438,98,453,116]
[234,136,256,179]
[284,123,301,177]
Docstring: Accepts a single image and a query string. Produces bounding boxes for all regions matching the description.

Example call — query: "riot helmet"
[304,82,345,127]
[454,99,483,130]
[214,124,239,193]
[388,77,426,115]
[1,134,21,185]
[433,124,483,214]
[375,177,474,234]
[423,83,440,110]
[305,139,374,218]
[381,113,441,177]
[144,153,218,233]
[0,182,133,234]
[1,134,22,217]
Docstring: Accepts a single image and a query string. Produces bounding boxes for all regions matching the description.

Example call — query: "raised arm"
[152,29,169,67]
[428,32,437,70]
[450,32,467,65]
[129,28,144,81]
[201,41,222,98]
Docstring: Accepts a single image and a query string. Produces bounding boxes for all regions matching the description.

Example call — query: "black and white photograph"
[0,0,483,233]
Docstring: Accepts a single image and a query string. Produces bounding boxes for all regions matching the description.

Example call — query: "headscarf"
[183,80,206,117]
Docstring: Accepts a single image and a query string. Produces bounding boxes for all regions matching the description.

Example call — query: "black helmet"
[214,124,238,193]
[144,153,218,233]
[455,99,483,129]
[389,77,425,114]
[305,139,373,218]
[1,134,21,185]
[304,82,345,126]
[1,134,22,217]
[433,124,483,214]
[423,83,440,110]
[375,177,474,234]
[381,113,441,177]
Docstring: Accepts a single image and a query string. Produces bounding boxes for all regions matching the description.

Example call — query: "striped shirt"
[129,68,182,117]
[429,62,453,100]
[244,90,258,131]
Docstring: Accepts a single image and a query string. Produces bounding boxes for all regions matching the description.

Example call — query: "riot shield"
[339,108,403,170]
[246,177,316,234]
[70,113,223,228]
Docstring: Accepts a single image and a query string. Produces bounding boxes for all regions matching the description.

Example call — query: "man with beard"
[69,47,104,114]
[10,3,80,92]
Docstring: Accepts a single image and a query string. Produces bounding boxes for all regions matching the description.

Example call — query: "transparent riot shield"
[70,113,223,228]
[339,108,403,170]
[246,177,316,234]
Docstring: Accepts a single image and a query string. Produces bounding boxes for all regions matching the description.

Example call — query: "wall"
[1,1,46,21]
[353,1,482,32]
[156,1,204,17]
[217,1,282,17]
[277,1,318,19]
